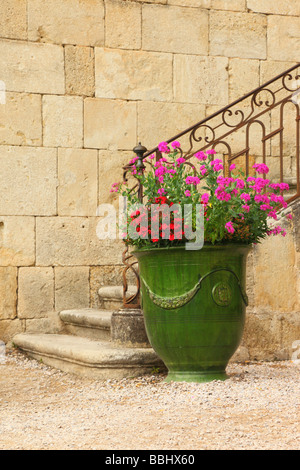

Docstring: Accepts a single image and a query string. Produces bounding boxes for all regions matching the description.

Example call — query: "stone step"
[13,333,166,380]
[60,308,112,341]
[98,285,138,310]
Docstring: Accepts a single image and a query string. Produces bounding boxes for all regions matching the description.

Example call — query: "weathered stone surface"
[0,146,57,216]
[173,55,228,105]
[0,217,35,266]
[55,267,90,312]
[111,309,150,347]
[18,268,54,319]
[210,11,267,59]
[90,265,126,309]
[36,217,124,266]
[0,0,27,40]
[260,60,298,86]
[25,312,64,335]
[212,0,246,10]
[142,4,209,54]
[95,48,172,101]
[0,319,23,344]
[0,93,42,146]
[43,95,83,148]
[247,0,300,16]
[13,333,165,380]
[268,16,300,62]
[252,233,298,313]
[105,0,142,49]
[0,268,17,320]
[168,0,211,7]
[58,148,98,216]
[0,40,64,94]
[28,0,105,46]
[60,309,112,341]
[228,59,260,101]
[98,150,133,209]
[84,98,136,150]
[138,101,206,150]
[65,46,95,97]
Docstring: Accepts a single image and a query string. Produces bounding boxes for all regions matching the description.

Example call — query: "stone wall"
[0,0,299,359]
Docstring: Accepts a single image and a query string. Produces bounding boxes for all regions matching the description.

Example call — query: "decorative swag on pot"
[111,142,292,383]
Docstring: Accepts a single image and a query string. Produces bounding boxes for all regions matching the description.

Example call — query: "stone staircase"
[13,286,166,380]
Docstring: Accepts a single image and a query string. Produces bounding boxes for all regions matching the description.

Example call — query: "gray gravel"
[0,349,299,450]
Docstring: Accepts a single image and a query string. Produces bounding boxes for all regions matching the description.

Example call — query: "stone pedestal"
[111,308,150,348]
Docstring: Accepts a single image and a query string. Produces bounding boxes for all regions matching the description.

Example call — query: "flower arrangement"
[111,141,292,248]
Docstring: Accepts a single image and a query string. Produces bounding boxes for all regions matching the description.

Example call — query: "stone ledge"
[13,333,166,380]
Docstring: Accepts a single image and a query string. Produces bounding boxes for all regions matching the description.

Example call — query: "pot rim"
[133,242,252,255]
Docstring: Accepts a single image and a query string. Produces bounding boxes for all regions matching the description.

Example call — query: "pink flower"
[213,163,224,172]
[242,205,250,213]
[229,163,236,171]
[260,204,271,211]
[148,154,155,160]
[200,165,207,176]
[206,149,216,155]
[185,190,191,197]
[194,151,207,161]
[185,176,201,186]
[225,221,235,234]
[240,193,251,202]
[176,157,186,166]
[286,213,293,220]
[171,141,181,149]
[157,188,166,196]
[158,141,170,154]
[235,179,245,189]
[253,163,269,175]
[210,159,223,166]
[201,193,210,204]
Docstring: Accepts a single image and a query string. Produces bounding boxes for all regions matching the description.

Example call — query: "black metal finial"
[133,142,147,170]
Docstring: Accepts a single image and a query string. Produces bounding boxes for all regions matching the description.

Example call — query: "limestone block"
[36,217,124,266]
[0,319,23,344]
[90,265,123,309]
[98,150,133,208]
[55,267,90,312]
[268,16,300,62]
[173,55,228,105]
[95,48,172,102]
[0,0,27,40]
[167,0,211,7]
[18,268,55,319]
[243,312,283,361]
[58,148,98,216]
[28,0,105,46]
[0,217,35,267]
[137,101,206,150]
[25,312,64,335]
[281,312,300,359]
[252,234,298,313]
[43,95,83,148]
[142,4,209,54]
[0,40,64,94]
[65,46,95,97]
[210,11,267,59]
[228,59,260,102]
[0,93,42,146]
[84,98,136,150]
[212,0,246,10]
[0,146,57,216]
[105,0,142,49]
[0,268,17,320]
[260,60,298,86]
[247,0,300,16]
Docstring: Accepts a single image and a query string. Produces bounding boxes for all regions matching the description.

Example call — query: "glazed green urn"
[134,244,251,383]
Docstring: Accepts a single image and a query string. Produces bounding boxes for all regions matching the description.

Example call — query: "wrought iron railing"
[121,63,300,308]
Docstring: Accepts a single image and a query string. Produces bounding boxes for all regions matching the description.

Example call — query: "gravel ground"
[0,349,299,451]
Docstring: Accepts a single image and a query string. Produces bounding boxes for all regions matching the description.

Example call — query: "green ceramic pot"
[134,244,251,383]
